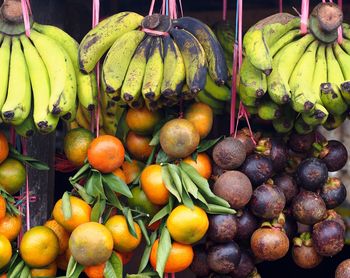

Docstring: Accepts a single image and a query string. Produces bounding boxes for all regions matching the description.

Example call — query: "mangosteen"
[213,171,253,209]
[212,162,226,181]
[190,244,211,277]
[292,232,323,269]
[240,154,274,187]
[208,214,238,243]
[250,224,289,261]
[236,209,259,240]
[207,241,241,274]
[296,158,328,191]
[230,250,255,278]
[320,140,348,172]
[236,128,261,155]
[273,173,299,204]
[312,220,345,257]
[284,215,298,240]
[250,180,286,219]
[209,274,231,278]
[288,132,315,153]
[255,138,288,172]
[213,137,246,170]
[320,177,347,209]
[292,191,326,225]
[335,259,350,278]
[325,210,346,231]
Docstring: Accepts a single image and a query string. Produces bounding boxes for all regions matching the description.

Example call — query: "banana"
[272,110,295,133]
[130,95,144,110]
[311,43,327,105]
[326,45,344,86]
[0,36,11,111]
[34,23,97,111]
[269,29,301,57]
[323,113,346,130]
[333,43,350,103]
[81,104,103,127]
[238,58,267,98]
[173,16,228,85]
[301,103,328,126]
[196,90,225,111]
[170,28,207,94]
[101,70,120,101]
[343,28,350,40]
[102,30,145,94]
[257,100,282,120]
[204,74,231,101]
[2,37,31,125]
[76,104,91,130]
[294,116,314,135]
[79,12,144,73]
[180,83,196,100]
[289,40,319,112]
[144,98,159,111]
[14,111,35,138]
[142,37,163,101]
[340,38,350,54]
[101,89,124,136]
[161,35,185,98]
[320,83,347,116]
[214,20,235,55]
[238,91,260,107]
[121,36,152,103]
[267,34,314,105]
[224,50,233,80]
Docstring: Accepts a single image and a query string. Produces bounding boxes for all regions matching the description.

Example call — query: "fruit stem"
[0,0,23,23]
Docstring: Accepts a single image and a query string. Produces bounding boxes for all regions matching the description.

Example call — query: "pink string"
[337,0,343,44]
[20,0,31,37]
[300,0,309,34]
[93,0,101,137]
[148,0,156,15]
[279,0,283,13]
[223,0,227,21]
[171,273,175,278]
[162,0,166,15]
[230,44,238,135]
[238,0,242,67]
[178,0,183,17]
[21,137,31,231]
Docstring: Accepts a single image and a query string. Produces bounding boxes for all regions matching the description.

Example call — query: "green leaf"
[167,164,183,196]
[72,183,94,204]
[115,109,129,143]
[182,189,194,209]
[69,163,90,184]
[138,232,157,273]
[125,152,133,163]
[149,197,173,225]
[62,192,72,220]
[104,185,123,210]
[69,263,84,278]
[127,273,158,278]
[123,207,138,238]
[156,149,170,163]
[206,204,236,214]
[180,168,198,199]
[137,219,151,246]
[149,130,160,146]
[85,171,102,198]
[66,256,76,277]
[9,146,49,170]
[196,192,209,209]
[109,252,123,278]
[91,198,106,222]
[191,150,198,162]
[161,165,181,202]
[197,136,223,153]
[145,146,157,167]
[156,227,172,278]
[103,173,132,198]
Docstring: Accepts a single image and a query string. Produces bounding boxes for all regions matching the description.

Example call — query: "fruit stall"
[1,0,350,277]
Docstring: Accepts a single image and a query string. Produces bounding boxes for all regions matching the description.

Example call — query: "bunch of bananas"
[238,3,350,134]
[0,21,97,137]
[79,12,231,112]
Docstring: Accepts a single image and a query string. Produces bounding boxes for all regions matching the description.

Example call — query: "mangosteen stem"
[293,237,303,247]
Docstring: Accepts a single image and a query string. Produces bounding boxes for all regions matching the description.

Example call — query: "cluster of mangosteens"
[190,128,349,277]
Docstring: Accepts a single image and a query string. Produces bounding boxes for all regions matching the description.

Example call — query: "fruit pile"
[239,3,350,133]
[190,129,348,276]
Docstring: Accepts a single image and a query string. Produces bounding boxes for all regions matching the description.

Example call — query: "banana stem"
[0,0,23,23]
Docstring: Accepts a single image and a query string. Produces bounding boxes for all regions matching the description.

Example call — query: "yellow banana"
[101,89,124,135]
[0,36,11,112]
[76,104,91,130]
[238,58,266,98]
[311,43,327,105]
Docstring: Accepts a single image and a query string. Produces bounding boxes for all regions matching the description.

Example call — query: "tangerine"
[128,187,161,218]
[0,132,9,164]
[121,160,143,184]
[183,152,212,179]
[125,106,161,135]
[30,262,57,277]
[112,168,127,183]
[185,102,213,139]
[0,213,22,241]
[0,158,26,195]
[44,219,70,254]
[0,196,6,221]
[84,263,105,278]
[125,131,153,161]
[0,234,11,269]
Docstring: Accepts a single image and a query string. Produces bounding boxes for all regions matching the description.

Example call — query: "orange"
[0,196,6,221]
[140,164,169,205]
[30,262,57,277]
[125,131,153,161]
[125,106,161,135]
[63,128,93,167]
[166,205,209,244]
[0,213,22,241]
[150,239,194,273]
[0,158,26,195]
[121,160,142,184]
[20,226,59,268]
[84,263,105,278]
[112,168,127,183]
[56,253,69,271]
[44,219,70,254]
[0,132,9,164]
[69,222,113,266]
[52,196,91,232]
[87,135,125,173]
[0,274,6,278]
[117,251,133,265]
[185,102,213,139]
[105,215,142,253]
[183,152,212,179]
[0,234,12,269]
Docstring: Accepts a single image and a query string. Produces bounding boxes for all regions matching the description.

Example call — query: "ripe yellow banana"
[0,36,11,112]
[76,104,91,130]
[332,43,350,103]
[326,45,344,86]
[311,43,327,105]
[101,89,124,135]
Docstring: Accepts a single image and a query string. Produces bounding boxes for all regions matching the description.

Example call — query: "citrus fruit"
[140,164,169,205]
[117,251,133,265]
[185,102,213,139]
[44,219,70,254]
[105,215,142,252]
[125,131,153,161]
[125,106,161,135]
[56,253,69,271]
[112,168,127,183]
[30,262,57,277]
[20,226,59,268]
[121,160,143,184]
[159,118,200,158]
[0,196,6,221]
[0,234,11,269]
[87,135,125,173]
[150,239,194,273]
[52,196,91,232]
[0,158,26,195]
[84,263,105,278]
[183,152,212,179]
[69,222,113,266]
[0,213,22,241]
[0,273,6,278]
[128,187,161,218]
[0,132,9,164]
[166,205,209,244]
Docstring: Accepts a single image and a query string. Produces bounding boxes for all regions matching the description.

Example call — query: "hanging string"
[279,0,283,13]
[93,0,101,137]
[222,0,227,21]
[337,0,343,44]
[20,138,31,230]
[20,0,31,37]
[300,0,309,34]
[148,0,156,15]
[178,0,183,18]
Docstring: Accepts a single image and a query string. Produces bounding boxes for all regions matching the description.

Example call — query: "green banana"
[238,92,260,107]
[269,29,301,57]
[289,40,319,112]
[173,16,228,85]
[326,45,344,86]
[323,113,346,130]
[14,110,35,138]
[257,100,282,120]
[142,37,163,101]
[102,30,145,94]
[311,43,327,104]
[0,36,11,112]
[214,20,235,55]
[238,58,267,98]
[161,35,185,98]
[101,89,124,136]
[320,83,347,115]
[130,95,144,110]
[79,12,144,73]
[170,28,207,94]
[340,38,350,54]
[204,74,231,101]
[20,35,59,134]
[301,103,328,126]
[2,37,31,125]
[272,114,295,133]
[121,36,152,103]
[101,70,120,101]
[224,50,233,80]
[332,43,350,103]
[180,83,197,100]
[34,23,97,111]
[196,90,225,111]
[343,28,350,40]
[294,116,314,135]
